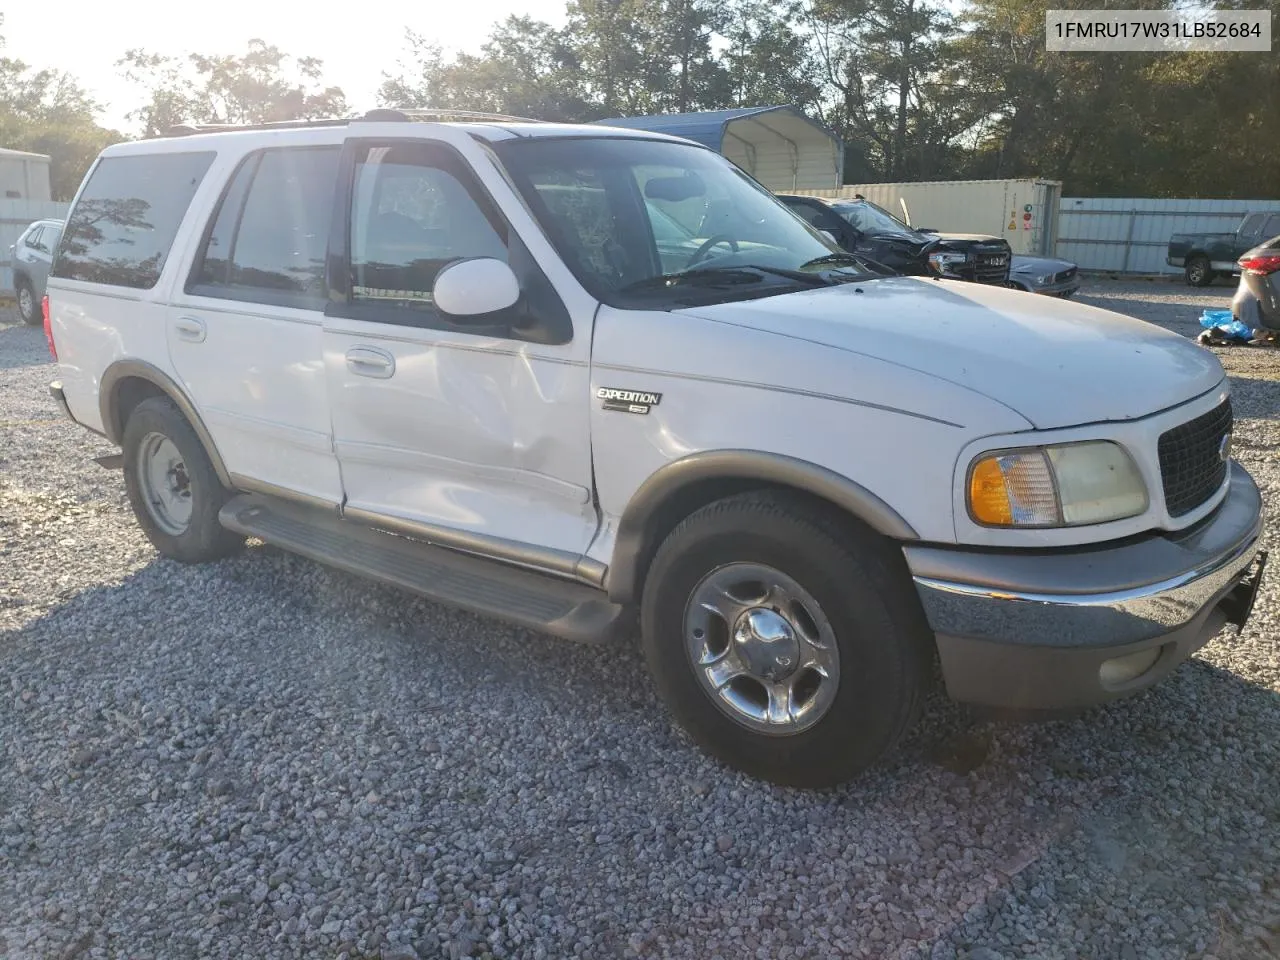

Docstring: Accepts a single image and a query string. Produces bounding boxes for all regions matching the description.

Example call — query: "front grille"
[1052,267,1077,284]
[1158,399,1233,517]
[973,251,1010,283]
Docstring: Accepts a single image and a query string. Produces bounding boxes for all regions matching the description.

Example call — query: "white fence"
[1,198,69,293]
[1055,197,1280,275]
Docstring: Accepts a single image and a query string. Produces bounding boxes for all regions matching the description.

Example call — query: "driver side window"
[1240,213,1265,237]
[350,143,508,313]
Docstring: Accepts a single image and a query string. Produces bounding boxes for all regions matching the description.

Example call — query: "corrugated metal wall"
[787,179,1063,255]
[2,199,69,293]
[723,115,841,191]
[1056,198,1280,274]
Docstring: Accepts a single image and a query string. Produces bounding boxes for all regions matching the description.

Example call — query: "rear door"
[165,139,344,505]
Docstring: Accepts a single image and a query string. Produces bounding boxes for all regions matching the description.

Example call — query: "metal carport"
[592,106,843,191]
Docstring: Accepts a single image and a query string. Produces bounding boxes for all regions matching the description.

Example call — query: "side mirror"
[917,227,939,234]
[820,229,839,244]
[433,257,520,318]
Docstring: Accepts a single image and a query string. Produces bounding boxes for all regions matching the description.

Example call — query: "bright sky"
[4,1,568,133]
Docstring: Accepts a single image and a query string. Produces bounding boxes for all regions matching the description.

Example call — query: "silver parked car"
[1008,254,1080,297]
[10,218,63,325]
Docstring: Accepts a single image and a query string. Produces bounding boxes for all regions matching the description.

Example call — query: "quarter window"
[52,151,215,289]
[349,143,507,313]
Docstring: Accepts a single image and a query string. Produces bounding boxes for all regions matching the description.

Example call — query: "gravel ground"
[1,278,1278,960]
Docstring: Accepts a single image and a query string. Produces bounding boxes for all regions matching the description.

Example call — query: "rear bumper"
[1233,275,1280,333]
[49,380,76,423]
[906,463,1266,712]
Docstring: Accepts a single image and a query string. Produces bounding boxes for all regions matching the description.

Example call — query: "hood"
[678,276,1224,430]
[1011,255,1076,274]
[932,233,1005,244]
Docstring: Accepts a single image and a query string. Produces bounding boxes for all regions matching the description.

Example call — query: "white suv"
[44,111,1267,787]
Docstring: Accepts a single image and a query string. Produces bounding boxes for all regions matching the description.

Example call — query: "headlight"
[928,252,967,274]
[967,441,1148,527]
[1035,273,1052,284]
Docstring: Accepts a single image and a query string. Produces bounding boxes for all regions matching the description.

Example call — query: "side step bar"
[218,494,624,643]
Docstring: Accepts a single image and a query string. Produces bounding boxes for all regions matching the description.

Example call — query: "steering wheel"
[688,234,739,266]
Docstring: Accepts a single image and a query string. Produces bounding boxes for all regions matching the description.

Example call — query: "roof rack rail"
[360,107,545,124]
[157,107,545,138]
[159,117,355,137]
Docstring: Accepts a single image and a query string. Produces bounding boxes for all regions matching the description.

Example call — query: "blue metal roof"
[592,106,802,150]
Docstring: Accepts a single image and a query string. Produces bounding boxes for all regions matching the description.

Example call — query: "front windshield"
[832,200,917,236]
[491,137,852,305]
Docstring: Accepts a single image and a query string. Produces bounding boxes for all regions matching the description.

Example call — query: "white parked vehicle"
[44,111,1267,787]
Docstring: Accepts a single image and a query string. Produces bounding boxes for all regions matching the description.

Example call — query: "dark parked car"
[1008,254,1080,297]
[1230,234,1280,344]
[1168,211,1280,287]
[776,194,1012,285]
[9,218,63,325]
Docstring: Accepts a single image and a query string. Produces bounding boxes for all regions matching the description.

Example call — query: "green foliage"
[118,39,348,137]
[380,0,1279,196]
[4,5,1279,201]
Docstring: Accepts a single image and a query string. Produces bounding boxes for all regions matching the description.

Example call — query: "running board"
[218,494,623,643]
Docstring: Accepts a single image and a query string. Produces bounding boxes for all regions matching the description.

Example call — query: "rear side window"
[188,146,339,309]
[52,152,215,289]
[1240,213,1265,236]
[1261,214,1280,239]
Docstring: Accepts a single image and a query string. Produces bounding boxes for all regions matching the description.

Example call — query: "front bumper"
[906,463,1266,712]
[1018,276,1081,297]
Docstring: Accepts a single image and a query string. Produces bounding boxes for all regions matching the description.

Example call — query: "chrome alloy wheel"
[684,563,840,735]
[136,432,193,535]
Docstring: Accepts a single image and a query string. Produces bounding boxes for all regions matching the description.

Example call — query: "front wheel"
[122,396,245,563]
[640,492,932,788]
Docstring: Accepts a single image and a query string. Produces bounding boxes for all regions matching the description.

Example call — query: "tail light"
[1239,254,1280,275]
[42,294,57,361]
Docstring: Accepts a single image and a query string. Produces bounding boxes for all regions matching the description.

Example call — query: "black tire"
[1185,256,1214,287]
[122,396,244,563]
[640,492,932,788]
[16,279,39,325]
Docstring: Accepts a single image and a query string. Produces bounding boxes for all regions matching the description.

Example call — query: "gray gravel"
[2,279,1279,960]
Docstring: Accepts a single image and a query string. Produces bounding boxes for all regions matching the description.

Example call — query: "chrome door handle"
[345,346,395,379]
[173,316,207,343]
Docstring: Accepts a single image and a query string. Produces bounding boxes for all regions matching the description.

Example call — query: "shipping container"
[787,179,1063,256]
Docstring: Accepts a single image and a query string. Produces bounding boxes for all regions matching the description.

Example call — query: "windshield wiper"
[798,252,893,276]
[619,264,832,295]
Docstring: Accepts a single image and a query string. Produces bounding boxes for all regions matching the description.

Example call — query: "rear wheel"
[1186,256,1214,287]
[16,280,38,325]
[122,396,244,563]
[640,492,931,788]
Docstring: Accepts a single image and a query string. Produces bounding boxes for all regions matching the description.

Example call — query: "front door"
[321,127,598,562]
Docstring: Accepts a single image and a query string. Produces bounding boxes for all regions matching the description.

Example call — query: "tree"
[379,19,595,121]
[722,0,822,111]
[118,39,348,136]
[0,15,123,199]
[804,0,957,179]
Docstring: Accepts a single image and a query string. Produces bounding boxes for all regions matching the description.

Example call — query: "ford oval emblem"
[1219,432,1232,463]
